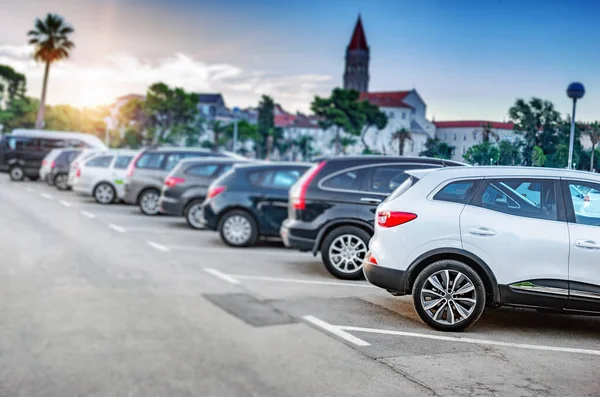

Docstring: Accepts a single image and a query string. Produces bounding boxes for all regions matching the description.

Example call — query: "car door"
[561,179,600,312]
[460,177,570,308]
[82,155,114,188]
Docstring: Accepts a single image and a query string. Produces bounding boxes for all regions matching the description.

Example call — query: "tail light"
[377,211,417,228]
[126,152,143,177]
[75,168,81,177]
[291,161,327,210]
[584,195,591,202]
[50,160,56,169]
[42,160,47,166]
[164,177,185,188]
[207,185,226,199]
[365,252,378,265]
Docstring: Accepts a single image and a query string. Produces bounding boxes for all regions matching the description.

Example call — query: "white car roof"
[11,129,107,149]
[419,166,600,183]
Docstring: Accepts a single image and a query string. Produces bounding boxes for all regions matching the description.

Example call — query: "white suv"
[364,166,600,331]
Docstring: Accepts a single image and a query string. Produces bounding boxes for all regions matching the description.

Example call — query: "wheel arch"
[402,248,501,305]
[312,219,374,255]
[217,206,261,234]
[136,186,161,205]
[93,180,117,194]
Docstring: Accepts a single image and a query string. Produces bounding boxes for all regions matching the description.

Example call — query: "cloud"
[0,44,334,111]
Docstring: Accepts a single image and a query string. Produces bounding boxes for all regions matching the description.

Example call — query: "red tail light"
[50,160,55,169]
[207,185,226,199]
[365,252,378,265]
[292,161,327,210]
[126,152,143,177]
[75,168,81,177]
[42,160,47,166]
[584,195,591,202]
[164,177,186,188]
[377,211,417,228]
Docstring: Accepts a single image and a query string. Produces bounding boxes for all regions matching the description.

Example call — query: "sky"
[1,0,600,121]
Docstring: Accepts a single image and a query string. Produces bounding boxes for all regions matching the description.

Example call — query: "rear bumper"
[199,203,219,231]
[280,218,317,252]
[363,260,407,295]
[160,196,184,216]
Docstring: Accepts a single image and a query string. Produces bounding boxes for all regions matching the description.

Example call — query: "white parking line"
[59,200,72,207]
[204,268,241,285]
[81,211,96,219]
[231,274,375,288]
[303,316,370,347]
[108,224,126,233]
[147,241,170,252]
[169,245,296,257]
[336,325,600,356]
[41,193,53,200]
[26,187,35,192]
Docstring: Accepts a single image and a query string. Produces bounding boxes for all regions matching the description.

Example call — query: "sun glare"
[74,82,112,108]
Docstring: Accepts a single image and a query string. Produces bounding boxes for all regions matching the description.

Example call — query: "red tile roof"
[359,91,413,109]
[274,114,296,128]
[348,16,368,50]
[434,120,515,130]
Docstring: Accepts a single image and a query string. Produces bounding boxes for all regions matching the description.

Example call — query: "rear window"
[114,155,134,169]
[86,155,113,168]
[249,168,304,189]
[385,176,420,203]
[137,153,166,169]
[433,180,481,204]
[186,164,219,177]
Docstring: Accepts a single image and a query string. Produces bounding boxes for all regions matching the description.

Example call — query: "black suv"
[281,156,465,279]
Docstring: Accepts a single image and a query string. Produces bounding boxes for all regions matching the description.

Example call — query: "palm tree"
[478,122,499,143]
[28,13,75,129]
[586,122,600,171]
[390,128,412,155]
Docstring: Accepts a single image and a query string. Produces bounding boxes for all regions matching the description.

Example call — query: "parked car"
[159,157,249,228]
[200,162,311,247]
[280,156,464,279]
[124,147,235,215]
[72,150,139,204]
[0,129,106,181]
[364,166,600,332]
[47,149,82,190]
[68,149,107,188]
[39,149,63,182]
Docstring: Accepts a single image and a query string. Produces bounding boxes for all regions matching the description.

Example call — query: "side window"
[321,169,361,191]
[65,151,80,163]
[6,137,17,150]
[186,164,219,177]
[269,169,302,189]
[137,153,166,170]
[113,155,133,169]
[43,139,66,149]
[433,180,481,204]
[565,181,600,226]
[16,138,40,150]
[164,153,187,171]
[86,155,113,168]
[217,164,233,176]
[368,166,409,194]
[474,179,557,221]
[248,170,266,186]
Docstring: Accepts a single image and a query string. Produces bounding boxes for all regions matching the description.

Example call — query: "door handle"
[575,240,600,250]
[468,227,497,236]
[361,197,382,204]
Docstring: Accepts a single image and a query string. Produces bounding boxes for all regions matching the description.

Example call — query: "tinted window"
[43,139,66,149]
[434,180,480,204]
[186,164,219,177]
[269,169,302,189]
[474,179,557,221]
[321,169,360,191]
[57,150,80,164]
[137,153,166,170]
[15,137,41,151]
[114,155,133,169]
[86,155,113,168]
[218,164,233,176]
[165,153,197,172]
[368,166,409,194]
[566,181,600,226]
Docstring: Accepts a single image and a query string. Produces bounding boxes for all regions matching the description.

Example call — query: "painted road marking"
[81,211,96,219]
[336,325,600,356]
[170,245,295,257]
[231,274,375,288]
[147,241,170,252]
[59,200,72,207]
[41,193,53,200]
[303,316,370,347]
[108,224,126,233]
[204,268,241,285]
[26,187,35,192]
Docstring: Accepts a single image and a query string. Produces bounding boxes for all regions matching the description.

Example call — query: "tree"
[420,138,455,159]
[333,135,357,155]
[358,99,387,152]
[498,140,522,166]
[0,65,26,104]
[118,97,148,146]
[211,120,227,151]
[390,128,411,156]
[508,98,561,166]
[0,96,38,131]
[257,95,275,158]
[585,122,600,171]
[531,146,546,167]
[463,142,499,165]
[477,122,499,143]
[28,13,75,129]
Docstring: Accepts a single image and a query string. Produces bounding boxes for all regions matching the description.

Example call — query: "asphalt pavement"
[0,176,599,397]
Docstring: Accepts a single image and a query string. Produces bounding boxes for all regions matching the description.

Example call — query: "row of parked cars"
[3,129,600,332]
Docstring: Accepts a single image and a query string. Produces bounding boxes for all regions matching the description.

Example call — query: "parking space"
[4,176,600,396]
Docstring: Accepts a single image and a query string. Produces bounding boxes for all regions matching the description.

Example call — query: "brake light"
[126,152,143,177]
[42,160,47,166]
[377,211,417,228]
[75,168,81,177]
[50,160,55,169]
[207,185,226,199]
[292,161,327,210]
[365,252,378,265]
[164,177,185,188]
[585,195,591,202]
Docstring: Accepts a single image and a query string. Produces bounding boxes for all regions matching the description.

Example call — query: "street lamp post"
[566,82,585,169]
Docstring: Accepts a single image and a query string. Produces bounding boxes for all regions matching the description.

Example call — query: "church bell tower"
[343,16,370,92]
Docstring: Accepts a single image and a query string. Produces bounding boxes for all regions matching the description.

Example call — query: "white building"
[434,120,520,162]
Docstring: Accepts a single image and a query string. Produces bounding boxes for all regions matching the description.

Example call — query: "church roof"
[434,120,515,130]
[348,16,368,50]
[359,91,413,109]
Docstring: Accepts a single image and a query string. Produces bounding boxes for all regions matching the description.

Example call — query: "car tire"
[94,182,116,204]
[218,209,258,247]
[9,165,25,182]
[321,226,370,280]
[184,199,205,230]
[54,173,69,190]
[412,260,486,332]
[139,188,161,215]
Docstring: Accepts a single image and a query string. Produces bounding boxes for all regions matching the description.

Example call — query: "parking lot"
[1,175,600,397]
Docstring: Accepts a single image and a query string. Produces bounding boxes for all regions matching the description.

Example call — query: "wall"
[435,126,521,162]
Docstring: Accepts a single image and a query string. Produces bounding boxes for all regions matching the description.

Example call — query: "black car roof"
[233,161,312,171]
[312,155,466,167]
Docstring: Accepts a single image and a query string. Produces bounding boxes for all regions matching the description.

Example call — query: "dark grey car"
[159,158,249,228]
[123,147,238,215]
[47,149,81,190]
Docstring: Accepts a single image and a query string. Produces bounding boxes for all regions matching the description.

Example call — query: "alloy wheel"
[420,269,477,326]
[55,174,68,190]
[95,184,114,204]
[140,191,160,215]
[222,215,252,245]
[328,234,367,274]
[187,204,204,229]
